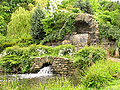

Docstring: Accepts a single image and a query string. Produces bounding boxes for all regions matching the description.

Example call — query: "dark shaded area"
[41,63,52,69]
[74,20,92,34]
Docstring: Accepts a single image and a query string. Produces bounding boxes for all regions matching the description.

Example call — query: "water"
[0,65,53,81]
[14,65,53,79]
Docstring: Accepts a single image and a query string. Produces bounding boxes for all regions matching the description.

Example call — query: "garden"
[0,0,120,89]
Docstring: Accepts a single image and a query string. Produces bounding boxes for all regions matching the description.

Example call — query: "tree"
[0,16,6,35]
[33,0,48,8]
[7,7,31,38]
[30,4,45,41]
[74,0,94,14]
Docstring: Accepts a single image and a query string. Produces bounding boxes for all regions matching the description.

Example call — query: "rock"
[30,56,75,75]
[115,47,119,57]
[70,34,89,47]
[62,40,71,45]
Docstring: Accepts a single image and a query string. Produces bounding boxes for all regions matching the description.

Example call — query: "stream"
[0,65,53,82]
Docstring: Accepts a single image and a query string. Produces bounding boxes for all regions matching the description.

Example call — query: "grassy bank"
[0,60,120,90]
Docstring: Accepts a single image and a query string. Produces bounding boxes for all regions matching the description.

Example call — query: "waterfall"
[12,65,53,79]
[37,65,53,75]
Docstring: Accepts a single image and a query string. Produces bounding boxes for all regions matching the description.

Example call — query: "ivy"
[41,13,77,44]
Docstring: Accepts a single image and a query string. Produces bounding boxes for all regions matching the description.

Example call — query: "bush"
[53,44,75,57]
[7,7,31,38]
[0,34,17,53]
[82,60,120,88]
[74,0,94,14]
[74,46,107,70]
[41,13,77,44]
[0,34,33,53]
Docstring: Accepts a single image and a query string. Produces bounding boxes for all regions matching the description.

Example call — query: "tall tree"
[30,4,45,42]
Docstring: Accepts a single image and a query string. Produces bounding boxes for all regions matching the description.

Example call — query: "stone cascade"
[30,56,75,76]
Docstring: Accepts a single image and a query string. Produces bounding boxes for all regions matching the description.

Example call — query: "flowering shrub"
[58,48,74,56]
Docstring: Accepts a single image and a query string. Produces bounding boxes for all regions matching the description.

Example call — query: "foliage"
[0,34,17,53]
[0,1,11,23]
[42,10,70,35]
[30,5,45,42]
[7,7,31,38]
[97,10,120,41]
[61,0,76,10]
[41,13,77,44]
[0,34,33,53]
[1,72,120,90]
[0,0,34,36]
[0,44,75,73]
[99,0,120,12]
[0,16,6,35]
[0,77,82,90]
[0,46,31,73]
[0,1,11,35]
[74,0,94,14]
[33,0,48,8]
[82,60,120,88]
[107,47,115,57]
[53,44,75,57]
[74,46,107,70]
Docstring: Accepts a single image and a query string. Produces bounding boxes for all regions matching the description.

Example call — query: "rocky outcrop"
[30,56,75,76]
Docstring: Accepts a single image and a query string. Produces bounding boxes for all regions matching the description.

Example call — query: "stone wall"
[30,56,75,76]
[100,38,119,57]
[62,13,99,51]
[73,13,99,45]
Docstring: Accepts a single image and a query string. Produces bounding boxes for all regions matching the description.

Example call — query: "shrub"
[42,10,69,35]
[74,0,94,14]
[0,16,6,35]
[0,44,75,73]
[0,34,17,53]
[82,60,120,88]
[74,46,107,70]
[41,13,77,44]
[0,34,33,53]
[7,7,31,38]
[53,44,75,57]
[30,4,45,42]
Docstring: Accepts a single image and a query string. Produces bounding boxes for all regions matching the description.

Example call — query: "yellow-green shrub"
[82,60,120,88]
[74,46,107,70]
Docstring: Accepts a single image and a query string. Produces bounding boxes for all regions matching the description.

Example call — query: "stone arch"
[30,57,75,76]
[74,13,99,45]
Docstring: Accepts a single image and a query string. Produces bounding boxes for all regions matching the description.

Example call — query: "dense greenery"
[0,44,75,73]
[82,60,120,88]
[0,0,120,89]
[74,46,106,70]
[41,13,77,44]
[0,0,34,35]
[74,0,94,14]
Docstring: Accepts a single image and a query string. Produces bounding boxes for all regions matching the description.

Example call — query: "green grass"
[101,79,120,90]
